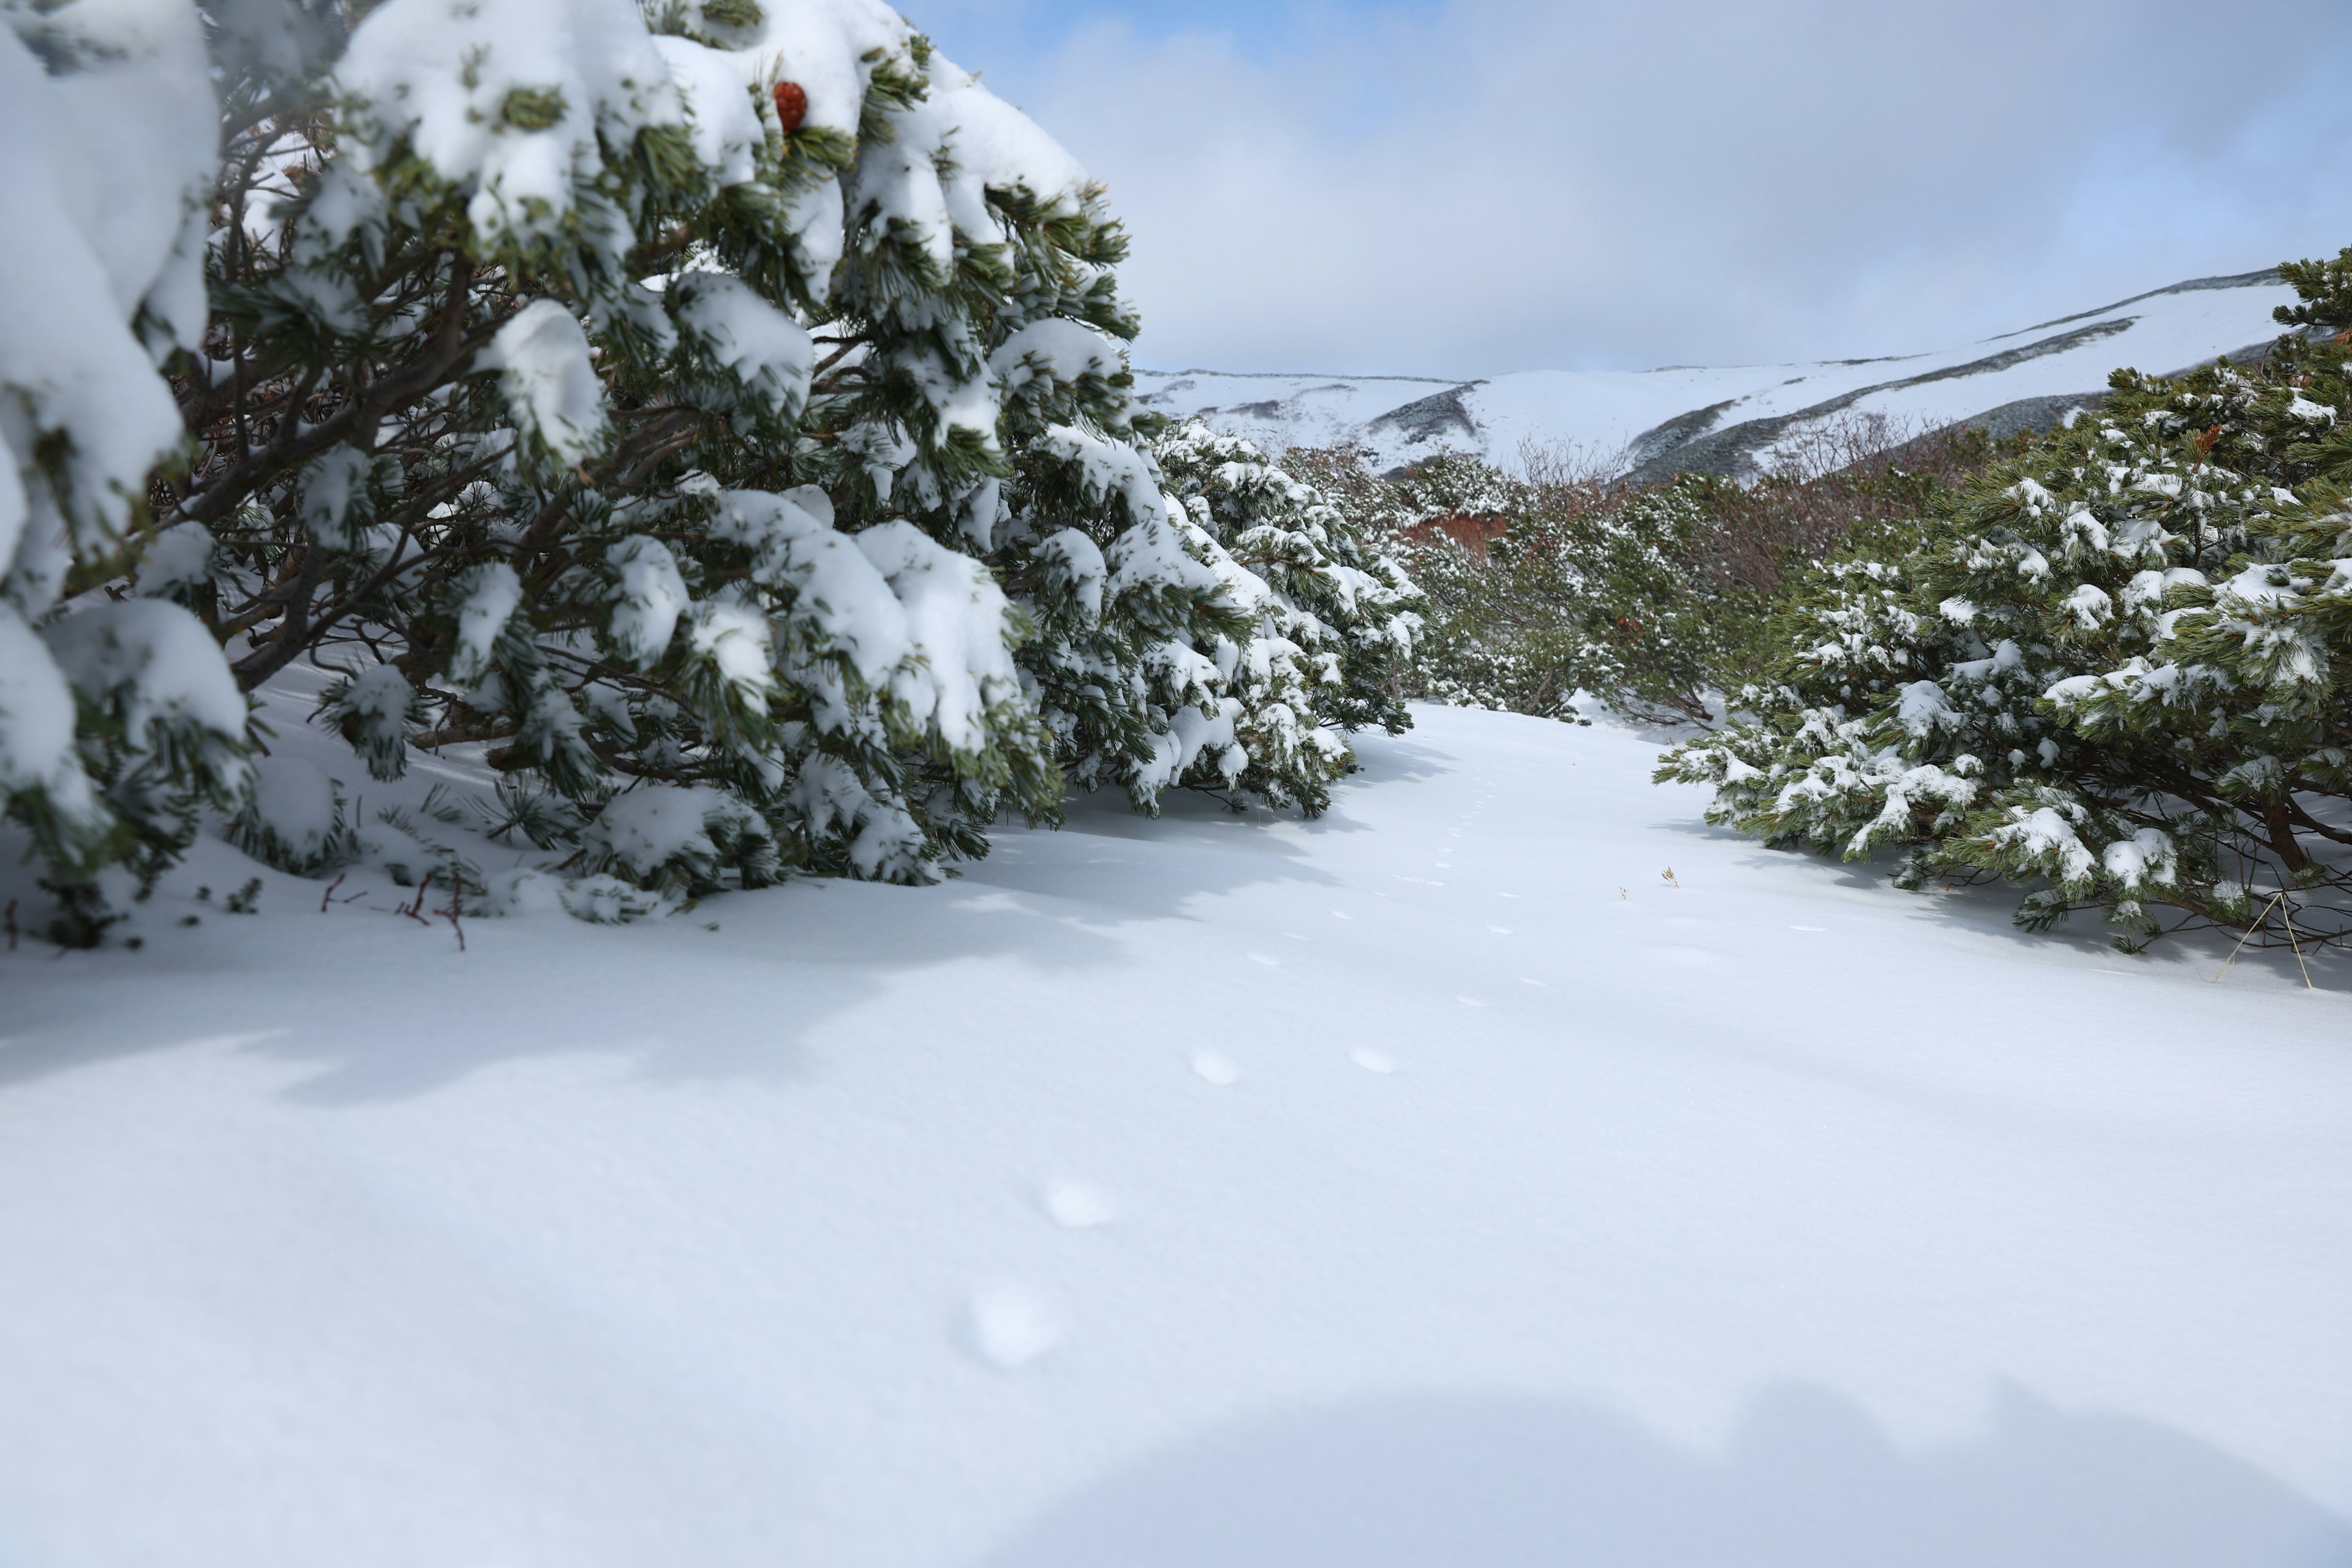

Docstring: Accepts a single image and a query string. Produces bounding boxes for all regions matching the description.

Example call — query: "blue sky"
[897,2,2352,379]
[917,1,1442,62]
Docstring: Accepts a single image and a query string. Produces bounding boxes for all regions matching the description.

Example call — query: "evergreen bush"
[1660,251,2352,951]
[1,0,1426,933]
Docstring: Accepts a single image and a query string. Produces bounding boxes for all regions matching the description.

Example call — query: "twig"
[2212,892,2282,983]
[436,884,467,952]
[2280,897,2316,990]
[319,872,345,913]
[402,870,434,926]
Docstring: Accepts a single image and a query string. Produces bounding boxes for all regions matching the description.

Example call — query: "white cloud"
[941,0,2352,375]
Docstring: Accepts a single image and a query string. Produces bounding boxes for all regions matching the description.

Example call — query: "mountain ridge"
[1133,266,2302,478]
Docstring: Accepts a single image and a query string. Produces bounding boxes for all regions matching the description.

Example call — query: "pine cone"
[773,81,808,134]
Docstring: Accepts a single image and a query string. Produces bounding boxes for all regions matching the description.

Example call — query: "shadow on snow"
[978,1383,2352,1568]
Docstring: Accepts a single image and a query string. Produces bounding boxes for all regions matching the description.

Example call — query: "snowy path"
[2,707,2350,1566]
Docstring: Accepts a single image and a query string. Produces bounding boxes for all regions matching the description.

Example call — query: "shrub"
[1295,417,2004,727]
[1660,251,2352,951]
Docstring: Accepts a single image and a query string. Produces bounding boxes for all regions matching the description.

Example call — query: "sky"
[907,0,2352,379]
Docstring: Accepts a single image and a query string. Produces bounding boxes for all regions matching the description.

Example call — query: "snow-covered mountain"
[1134,268,2300,478]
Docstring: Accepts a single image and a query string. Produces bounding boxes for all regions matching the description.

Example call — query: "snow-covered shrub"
[579,783,781,900]
[1661,251,2352,951]
[1145,422,1423,812]
[87,0,1346,910]
[226,756,352,875]
[1317,453,1766,726]
[1293,423,2007,729]
[1,0,250,926]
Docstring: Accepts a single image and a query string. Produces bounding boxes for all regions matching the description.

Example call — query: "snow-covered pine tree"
[1,0,251,940]
[146,0,1312,900]
[1317,447,1756,726]
[1660,255,2352,950]
[1147,421,1422,812]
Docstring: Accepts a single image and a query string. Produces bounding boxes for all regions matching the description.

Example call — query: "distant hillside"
[1134,269,2300,478]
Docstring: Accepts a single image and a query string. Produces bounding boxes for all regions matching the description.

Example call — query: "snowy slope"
[4,705,2351,1566]
[1136,270,2303,477]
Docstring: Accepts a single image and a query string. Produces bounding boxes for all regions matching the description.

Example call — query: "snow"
[925,56,1090,219]
[712,488,1020,750]
[685,599,774,699]
[1136,272,2305,476]
[480,299,609,465]
[40,598,251,749]
[3,702,2350,1566]
[333,0,685,255]
[726,0,911,141]
[0,0,211,578]
[241,756,344,867]
[447,562,524,683]
[299,447,374,550]
[584,783,762,885]
[853,521,1022,757]
[1032,528,1107,622]
[991,320,1120,394]
[605,535,690,668]
[1041,423,1169,530]
[670,271,815,420]
[652,35,763,188]
[0,607,88,806]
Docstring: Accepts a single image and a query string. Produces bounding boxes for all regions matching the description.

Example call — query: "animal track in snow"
[1192,1050,1240,1085]
[951,892,1025,913]
[1043,1180,1117,1229]
[1349,1049,1397,1074]
[967,1282,1064,1370]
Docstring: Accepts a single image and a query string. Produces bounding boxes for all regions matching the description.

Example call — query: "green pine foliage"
[1660,254,2352,950]
[1308,437,1975,727]
[56,0,1412,925]
[1152,421,1423,810]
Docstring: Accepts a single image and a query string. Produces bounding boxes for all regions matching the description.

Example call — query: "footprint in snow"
[1193,1050,1240,1085]
[1350,1048,1397,1074]
[967,1282,1064,1370]
[1044,1180,1117,1229]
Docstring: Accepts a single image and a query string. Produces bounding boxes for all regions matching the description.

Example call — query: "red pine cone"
[772,80,808,134]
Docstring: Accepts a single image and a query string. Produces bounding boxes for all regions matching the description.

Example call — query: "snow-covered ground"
[1137,270,2301,476]
[4,704,2351,1567]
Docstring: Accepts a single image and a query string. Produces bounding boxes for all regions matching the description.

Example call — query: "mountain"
[1133,268,2301,478]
